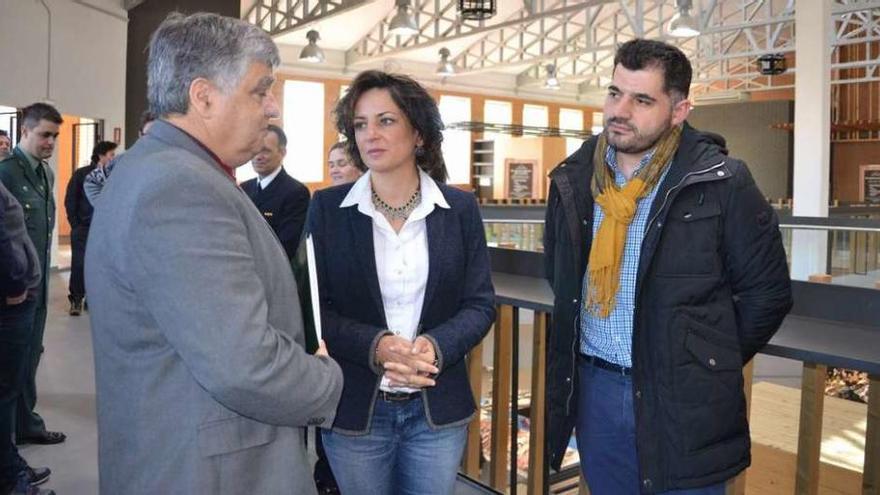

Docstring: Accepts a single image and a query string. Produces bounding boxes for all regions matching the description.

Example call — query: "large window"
[283,80,325,183]
[483,99,512,143]
[0,105,16,143]
[592,112,605,135]
[75,118,97,168]
[439,95,471,184]
[234,81,326,184]
[522,104,549,136]
[559,108,584,156]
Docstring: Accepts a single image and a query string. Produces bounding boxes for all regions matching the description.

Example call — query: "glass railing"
[484,221,544,252]
[781,221,880,289]
[484,218,880,289]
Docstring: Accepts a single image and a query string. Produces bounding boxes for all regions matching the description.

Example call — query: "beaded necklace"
[371,186,422,221]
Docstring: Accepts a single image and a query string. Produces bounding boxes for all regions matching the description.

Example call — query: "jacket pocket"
[654,202,721,277]
[673,315,747,453]
[197,416,276,457]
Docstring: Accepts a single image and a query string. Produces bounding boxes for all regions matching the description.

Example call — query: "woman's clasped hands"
[376,335,439,388]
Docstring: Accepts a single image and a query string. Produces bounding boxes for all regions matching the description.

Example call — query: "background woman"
[307,70,495,495]
[327,141,365,185]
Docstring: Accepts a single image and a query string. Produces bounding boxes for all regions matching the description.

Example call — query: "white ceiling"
[239,0,880,105]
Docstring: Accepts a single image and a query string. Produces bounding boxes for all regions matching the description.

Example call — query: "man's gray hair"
[147,12,280,118]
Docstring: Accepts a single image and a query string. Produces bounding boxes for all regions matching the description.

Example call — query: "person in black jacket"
[0,181,55,495]
[543,39,792,494]
[240,125,310,260]
[64,141,117,315]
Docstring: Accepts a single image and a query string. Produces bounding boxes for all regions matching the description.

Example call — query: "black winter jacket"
[543,123,792,493]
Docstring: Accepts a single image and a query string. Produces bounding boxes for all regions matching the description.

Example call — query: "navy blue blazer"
[306,179,495,434]
[241,168,310,260]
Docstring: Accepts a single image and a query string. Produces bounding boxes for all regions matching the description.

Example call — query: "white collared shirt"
[258,166,283,190]
[340,169,450,392]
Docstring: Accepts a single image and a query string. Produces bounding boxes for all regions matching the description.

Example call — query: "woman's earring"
[415,145,425,158]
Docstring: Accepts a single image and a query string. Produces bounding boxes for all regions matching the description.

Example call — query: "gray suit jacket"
[85,120,343,495]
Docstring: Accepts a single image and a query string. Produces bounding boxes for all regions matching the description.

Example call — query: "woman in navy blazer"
[307,70,495,495]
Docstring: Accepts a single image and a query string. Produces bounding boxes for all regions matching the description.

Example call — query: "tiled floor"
[18,273,805,494]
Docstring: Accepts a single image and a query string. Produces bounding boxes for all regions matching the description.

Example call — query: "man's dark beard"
[603,118,670,155]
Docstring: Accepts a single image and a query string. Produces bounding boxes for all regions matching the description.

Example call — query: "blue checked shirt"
[579,146,671,368]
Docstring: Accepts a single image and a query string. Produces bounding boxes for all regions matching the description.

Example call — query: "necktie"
[36,162,48,193]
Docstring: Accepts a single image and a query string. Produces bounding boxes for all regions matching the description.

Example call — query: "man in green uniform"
[0,103,66,445]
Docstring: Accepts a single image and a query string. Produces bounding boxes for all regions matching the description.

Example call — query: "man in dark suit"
[0,103,66,446]
[241,125,310,260]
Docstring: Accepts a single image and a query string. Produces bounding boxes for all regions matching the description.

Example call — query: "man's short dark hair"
[266,124,287,148]
[20,102,63,129]
[614,39,692,101]
[0,130,8,138]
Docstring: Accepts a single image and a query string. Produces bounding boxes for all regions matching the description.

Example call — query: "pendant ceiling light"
[436,48,456,76]
[544,64,560,90]
[389,0,419,36]
[668,0,700,38]
[458,0,496,21]
[299,30,325,63]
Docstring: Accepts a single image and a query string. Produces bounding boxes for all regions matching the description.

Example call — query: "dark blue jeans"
[322,397,467,495]
[576,359,726,495]
[0,299,36,489]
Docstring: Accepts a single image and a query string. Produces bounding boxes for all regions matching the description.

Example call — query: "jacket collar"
[339,169,450,221]
[550,122,732,200]
[11,147,50,199]
[145,120,236,182]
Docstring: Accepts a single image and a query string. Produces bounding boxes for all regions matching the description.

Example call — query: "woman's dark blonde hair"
[334,70,448,182]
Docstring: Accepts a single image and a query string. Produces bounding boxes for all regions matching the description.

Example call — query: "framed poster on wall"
[860,165,880,204]
[504,159,540,199]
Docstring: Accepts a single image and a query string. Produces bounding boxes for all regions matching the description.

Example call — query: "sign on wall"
[504,159,539,199]
[860,165,880,204]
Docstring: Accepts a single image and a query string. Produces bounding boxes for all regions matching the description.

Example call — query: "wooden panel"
[795,362,828,495]
[463,341,484,477]
[832,142,880,202]
[864,374,879,495]
[490,304,514,490]
[527,312,548,495]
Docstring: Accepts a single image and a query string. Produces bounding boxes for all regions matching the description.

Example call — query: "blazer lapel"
[419,208,445,323]
[348,208,387,325]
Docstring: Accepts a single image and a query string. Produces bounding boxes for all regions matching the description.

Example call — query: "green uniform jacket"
[0,147,55,284]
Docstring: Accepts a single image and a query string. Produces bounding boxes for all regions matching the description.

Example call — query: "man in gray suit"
[85,12,343,495]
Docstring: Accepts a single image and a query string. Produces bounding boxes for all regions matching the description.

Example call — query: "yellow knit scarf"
[586,124,682,318]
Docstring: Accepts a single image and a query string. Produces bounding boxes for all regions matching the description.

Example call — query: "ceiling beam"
[244,0,377,37]
[346,0,617,65]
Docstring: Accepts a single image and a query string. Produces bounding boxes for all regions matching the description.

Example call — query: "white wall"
[0,0,127,144]
[0,0,128,268]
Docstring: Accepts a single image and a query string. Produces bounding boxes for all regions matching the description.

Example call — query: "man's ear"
[188,78,216,119]
[671,98,692,127]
